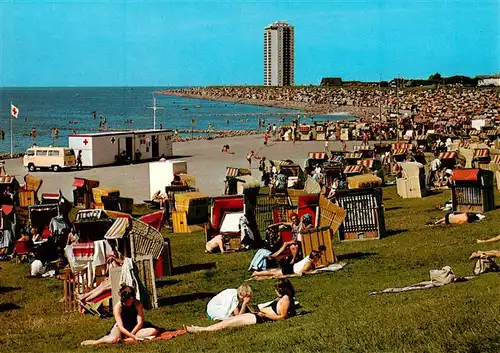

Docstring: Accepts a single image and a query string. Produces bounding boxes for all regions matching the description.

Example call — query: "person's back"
[206,288,238,320]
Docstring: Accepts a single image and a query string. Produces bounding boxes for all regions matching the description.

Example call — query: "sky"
[0,0,498,87]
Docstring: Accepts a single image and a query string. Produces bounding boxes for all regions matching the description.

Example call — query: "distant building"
[320,77,343,86]
[264,21,294,86]
[477,75,500,87]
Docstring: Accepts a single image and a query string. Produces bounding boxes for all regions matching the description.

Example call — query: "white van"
[23,147,76,172]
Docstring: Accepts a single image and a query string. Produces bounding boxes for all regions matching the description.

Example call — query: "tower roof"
[265,20,293,30]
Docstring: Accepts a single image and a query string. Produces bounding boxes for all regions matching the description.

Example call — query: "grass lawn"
[2,186,500,353]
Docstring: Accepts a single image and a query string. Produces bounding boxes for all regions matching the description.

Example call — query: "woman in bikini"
[186,278,296,333]
[81,285,159,346]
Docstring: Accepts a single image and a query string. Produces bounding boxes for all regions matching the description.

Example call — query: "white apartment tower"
[264,21,294,86]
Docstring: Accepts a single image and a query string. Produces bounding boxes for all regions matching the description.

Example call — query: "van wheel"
[28,164,36,172]
[52,165,60,172]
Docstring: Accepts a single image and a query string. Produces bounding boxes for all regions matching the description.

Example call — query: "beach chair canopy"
[357,159,377,170]
[392,148,408,156]
[473,149,490,159]
[308,152,327,160]
[104,216,130,240]
[347,174,383,189]
[439,152,456,160]
[453,169,479,181]
[344,153,362,159]
[225,167,251,177]
[398,162,425,177]
[344,165,366,174]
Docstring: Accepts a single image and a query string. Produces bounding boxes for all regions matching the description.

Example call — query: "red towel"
[153,329,187,341]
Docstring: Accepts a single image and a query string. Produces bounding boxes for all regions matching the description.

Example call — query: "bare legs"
[80,326,159,346]
[81,326,121,346]
[469,250,500,260]
[434,217,446,225]
[250,268,283,279]
[78,278,111,302]
[477,235,500,244]
[187,313,257,333]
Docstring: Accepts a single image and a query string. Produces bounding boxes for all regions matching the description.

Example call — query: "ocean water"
[0,87,354,154]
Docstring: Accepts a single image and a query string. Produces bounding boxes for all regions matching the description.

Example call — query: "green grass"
[2,187,500,353]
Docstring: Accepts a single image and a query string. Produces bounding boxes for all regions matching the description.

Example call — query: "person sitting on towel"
[250,247,324,280]
[206,284,253,320]
[430,212,484,226]
[81,285,159,346]
[187,279,295,333]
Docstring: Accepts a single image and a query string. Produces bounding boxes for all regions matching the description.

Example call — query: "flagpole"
[9,101,13,158]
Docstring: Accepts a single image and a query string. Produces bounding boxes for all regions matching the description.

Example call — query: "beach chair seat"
[14,240,31,263]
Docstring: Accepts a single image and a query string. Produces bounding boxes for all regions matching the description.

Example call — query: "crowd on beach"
[163,86,499,123]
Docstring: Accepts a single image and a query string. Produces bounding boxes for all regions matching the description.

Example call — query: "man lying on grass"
[186,279,295,333]
[81,285,159,346]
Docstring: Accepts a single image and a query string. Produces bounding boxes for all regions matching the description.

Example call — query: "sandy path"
[3,135,359,201]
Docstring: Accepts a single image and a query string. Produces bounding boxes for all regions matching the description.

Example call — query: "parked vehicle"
[23,147,76,172]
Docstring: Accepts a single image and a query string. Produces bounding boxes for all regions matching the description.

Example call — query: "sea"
[0,87,355,154]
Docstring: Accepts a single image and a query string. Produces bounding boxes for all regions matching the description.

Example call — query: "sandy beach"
[3,134,358,201]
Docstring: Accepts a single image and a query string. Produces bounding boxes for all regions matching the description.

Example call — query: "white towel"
[120,257,141,301]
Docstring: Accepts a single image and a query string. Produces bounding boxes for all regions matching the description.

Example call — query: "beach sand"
[3,134,360,201]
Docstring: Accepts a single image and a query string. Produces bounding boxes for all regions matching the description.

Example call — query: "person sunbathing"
[268,213,313,264]
[251,248,324,279]
[186,279,295,333]
[81,285,159,346]
[205,234,225,254]
[430,212,484,226]
[78,255,124,303]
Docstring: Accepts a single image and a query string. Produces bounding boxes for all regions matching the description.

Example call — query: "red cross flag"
[10,104,19,118]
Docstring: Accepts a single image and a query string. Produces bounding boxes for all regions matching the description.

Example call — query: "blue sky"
[0,0,498,87]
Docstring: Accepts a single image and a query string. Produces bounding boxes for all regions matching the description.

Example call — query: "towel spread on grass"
[249,262,346,281]
[369,266,472,295]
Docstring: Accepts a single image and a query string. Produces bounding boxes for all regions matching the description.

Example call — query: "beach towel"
[369,266,471,295]
[0,230,10,249]
[239,215,254,243]
[120,257,141,301]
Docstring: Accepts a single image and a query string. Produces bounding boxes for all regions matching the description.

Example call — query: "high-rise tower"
[264,21,294,86]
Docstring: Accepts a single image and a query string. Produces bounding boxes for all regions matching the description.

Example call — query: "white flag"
[10,104,19,118]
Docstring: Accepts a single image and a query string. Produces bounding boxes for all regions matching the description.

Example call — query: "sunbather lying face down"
[432,212,483,225]
[187,279,296,333]
[81,285,159,346]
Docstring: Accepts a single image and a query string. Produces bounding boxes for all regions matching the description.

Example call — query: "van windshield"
[64,149,75,156]
[26,150,35,156]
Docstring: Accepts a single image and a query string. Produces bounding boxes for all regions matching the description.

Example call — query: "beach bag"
[429,266,455,285]
[474,258,500,276]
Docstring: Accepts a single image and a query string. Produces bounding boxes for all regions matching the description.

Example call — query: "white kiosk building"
[68,129,174,167]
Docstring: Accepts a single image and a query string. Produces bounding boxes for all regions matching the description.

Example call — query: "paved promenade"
[3,135,359,201]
